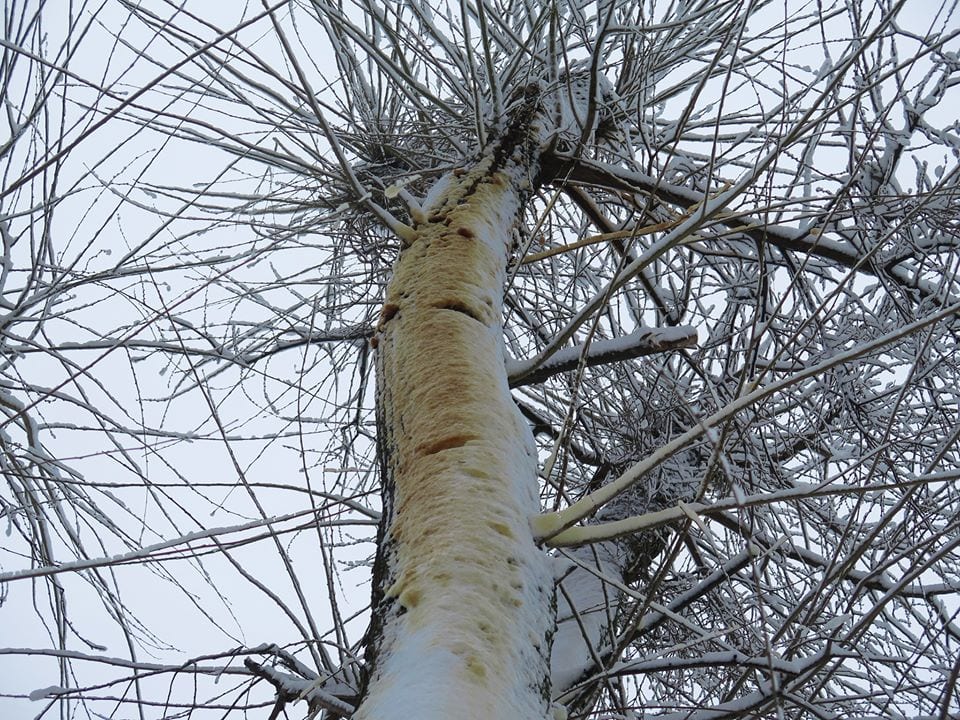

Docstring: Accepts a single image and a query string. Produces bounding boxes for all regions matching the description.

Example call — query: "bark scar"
[434,300,485,324]
[378,302,400,328]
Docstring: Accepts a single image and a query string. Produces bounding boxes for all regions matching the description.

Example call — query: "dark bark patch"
[434,300,483,323]
[456,227,475,239]
[416,433,477,456]
[379,302,400,323]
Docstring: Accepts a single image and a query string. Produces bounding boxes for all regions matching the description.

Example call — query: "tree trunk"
[357,89,558,720]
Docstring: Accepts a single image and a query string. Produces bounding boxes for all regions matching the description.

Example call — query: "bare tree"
[2,1,959,718]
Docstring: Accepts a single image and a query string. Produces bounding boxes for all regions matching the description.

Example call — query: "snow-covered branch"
[507,325,697,387]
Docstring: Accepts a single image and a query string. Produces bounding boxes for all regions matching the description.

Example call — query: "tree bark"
[357,89,557,720]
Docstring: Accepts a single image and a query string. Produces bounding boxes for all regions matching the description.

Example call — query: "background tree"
[2,0,960,718]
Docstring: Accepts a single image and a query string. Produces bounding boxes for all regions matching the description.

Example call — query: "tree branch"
[506,326,697,387]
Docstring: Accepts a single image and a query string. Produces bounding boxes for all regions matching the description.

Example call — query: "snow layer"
[551,541,621,692]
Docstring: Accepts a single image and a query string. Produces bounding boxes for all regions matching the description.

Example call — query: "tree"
[2,0,960,717]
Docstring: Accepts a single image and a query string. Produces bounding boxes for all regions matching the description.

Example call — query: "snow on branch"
[0,511,377,583]
[548,152,960,304]
[244,656,355,718]
[539,476,941,549]
[606,647,859,680]
[533,298,960,542]
[506,326,697,387]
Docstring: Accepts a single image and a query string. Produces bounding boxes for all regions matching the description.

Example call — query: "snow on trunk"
[551,541,621,692]
[550,459,700,704]
[358,94,556,720]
